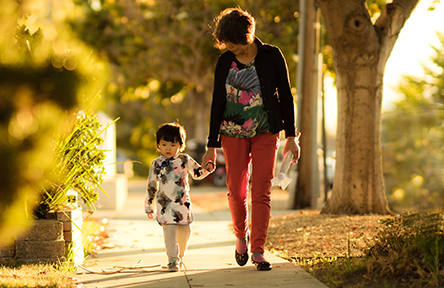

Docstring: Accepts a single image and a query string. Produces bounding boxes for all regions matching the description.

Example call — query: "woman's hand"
[283,133,301,162]
[202,148,217,172]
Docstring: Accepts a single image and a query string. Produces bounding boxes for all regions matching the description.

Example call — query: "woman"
[202,8,301,271]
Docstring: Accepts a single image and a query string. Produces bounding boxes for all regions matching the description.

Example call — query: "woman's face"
[224,41,249,55]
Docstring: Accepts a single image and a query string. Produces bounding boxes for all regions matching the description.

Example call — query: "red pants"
[221,132,279,253]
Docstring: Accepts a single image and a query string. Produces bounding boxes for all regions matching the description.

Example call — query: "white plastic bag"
[271,151,298,190]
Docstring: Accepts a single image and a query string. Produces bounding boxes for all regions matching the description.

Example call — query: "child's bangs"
[162,134,181,144]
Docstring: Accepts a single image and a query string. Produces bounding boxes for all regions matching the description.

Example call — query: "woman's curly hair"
[212,7,256,50]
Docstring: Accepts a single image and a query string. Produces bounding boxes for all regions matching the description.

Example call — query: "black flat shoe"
[252,259,272,271]
[235,249,249,266]
[235,234,249,266]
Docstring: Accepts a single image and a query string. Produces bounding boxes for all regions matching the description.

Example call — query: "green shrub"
[0,0,108,246]
[366,211,444,285]
[0,22,82,245]
[35,112,110,218]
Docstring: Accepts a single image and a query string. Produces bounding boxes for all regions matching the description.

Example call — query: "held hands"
[205,161,215,172]
[202,148,217,172]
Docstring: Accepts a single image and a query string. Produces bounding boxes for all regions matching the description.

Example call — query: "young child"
[145,123,214,272]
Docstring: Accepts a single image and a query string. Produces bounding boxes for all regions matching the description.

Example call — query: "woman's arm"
[202,147,217,172]
[274,46,297,138]
[207,52,232,148]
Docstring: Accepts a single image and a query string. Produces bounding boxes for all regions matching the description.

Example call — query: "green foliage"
[54,113,106,206]
[366,211,444,286]
[67,0,302,175]
[303,212,444,287]
[0,0,107,246]
[66,0,420,179]
[0,8,79,246]
[382,31,444,209]
[35,112,110,218]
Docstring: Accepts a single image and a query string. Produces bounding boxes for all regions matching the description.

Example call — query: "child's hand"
[205,161,215,172]
[202,149,216,171]
[146,212,154,219]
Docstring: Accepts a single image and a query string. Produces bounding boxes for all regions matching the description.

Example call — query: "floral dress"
[220,59,270,138]
[144,154,209,225]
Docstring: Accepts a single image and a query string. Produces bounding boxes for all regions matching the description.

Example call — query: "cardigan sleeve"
[273,46,297,138]
[207,52,232,148]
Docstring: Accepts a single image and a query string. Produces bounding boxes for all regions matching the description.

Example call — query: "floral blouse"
[220,59,270,138]
[144,154,210,225]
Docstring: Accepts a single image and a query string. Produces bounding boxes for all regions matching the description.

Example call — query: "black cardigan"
[207,38,297,148]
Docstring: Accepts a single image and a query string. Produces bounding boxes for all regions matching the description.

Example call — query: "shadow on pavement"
[80,261,316,288]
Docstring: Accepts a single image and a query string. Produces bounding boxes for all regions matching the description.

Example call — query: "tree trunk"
[186,89,211,143]
[318,0,419,214]
[294,0,317,209]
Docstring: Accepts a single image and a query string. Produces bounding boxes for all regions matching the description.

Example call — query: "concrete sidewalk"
[76,181,327,288]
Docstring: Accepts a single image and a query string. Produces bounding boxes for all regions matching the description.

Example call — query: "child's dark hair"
[155,123,186,152]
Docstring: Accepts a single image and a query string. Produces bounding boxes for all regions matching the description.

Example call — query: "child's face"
[158,139,181,158]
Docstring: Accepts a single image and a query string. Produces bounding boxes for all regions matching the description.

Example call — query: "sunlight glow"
[383,0,444,111]
[323,0,444,134]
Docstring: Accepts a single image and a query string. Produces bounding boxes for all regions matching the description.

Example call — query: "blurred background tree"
[67,0,302,175]
[0,0,106,246]
[67,0,387,177]
[382,31,444,210]
[1,0,436,239]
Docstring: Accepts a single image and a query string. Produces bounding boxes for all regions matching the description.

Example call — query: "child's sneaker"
[167,260,180,272]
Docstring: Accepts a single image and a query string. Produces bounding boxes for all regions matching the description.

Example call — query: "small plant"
[284,211,444,287]
[0,261,76,287]
[34,111,114,218]
[366,210,444,286]
[345,236,352,272]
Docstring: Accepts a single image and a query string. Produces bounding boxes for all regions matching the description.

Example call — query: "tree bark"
[189,89,209,142]
[317,0,419,214]
[294,0,317,209]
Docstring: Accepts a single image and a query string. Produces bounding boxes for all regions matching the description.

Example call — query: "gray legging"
[162,224,191,263]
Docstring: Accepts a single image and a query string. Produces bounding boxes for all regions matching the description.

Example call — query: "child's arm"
[144,161,159,217]
[185,154,213,180]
